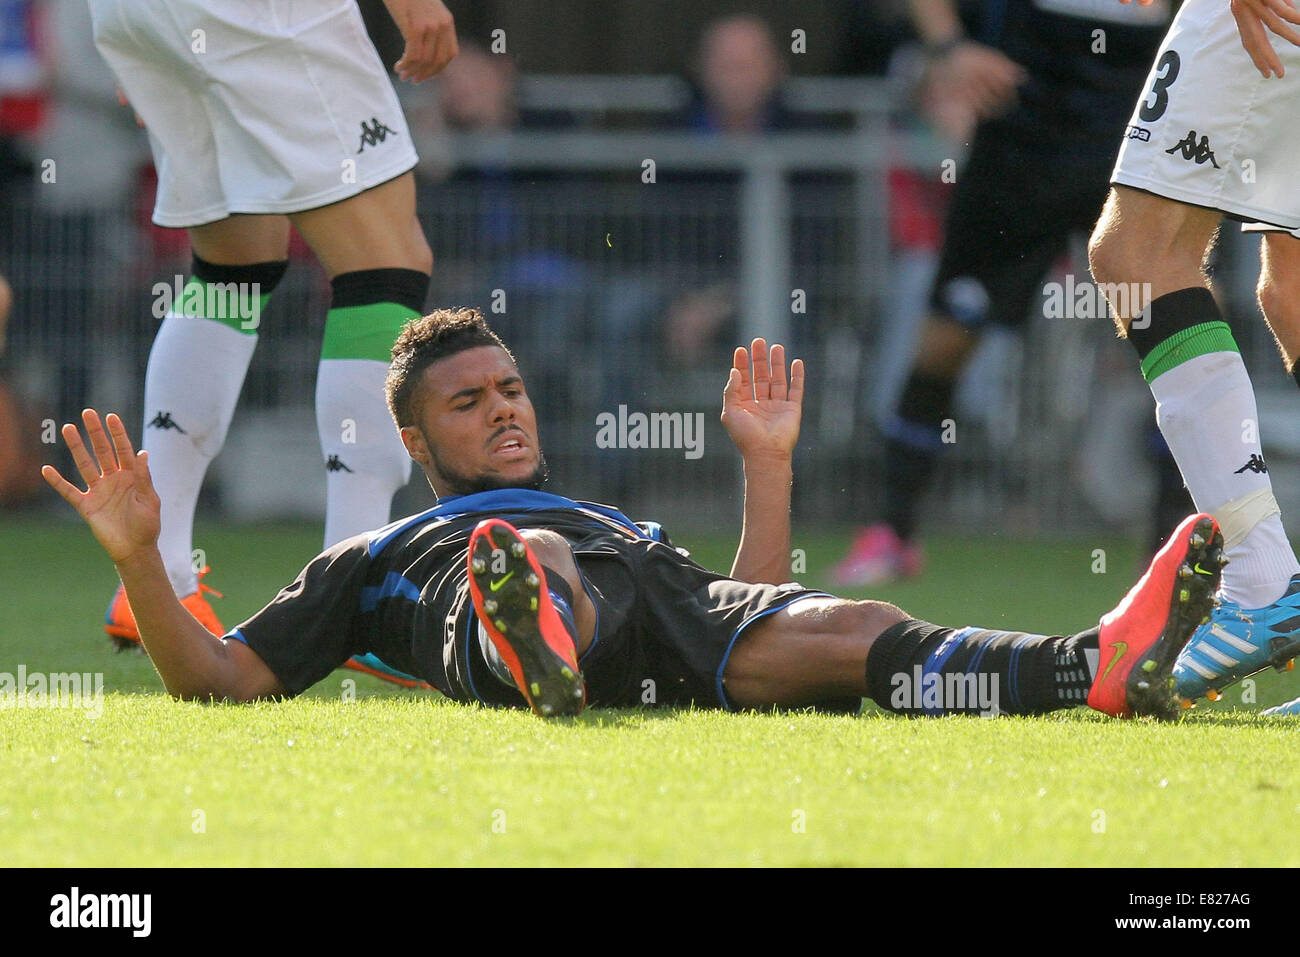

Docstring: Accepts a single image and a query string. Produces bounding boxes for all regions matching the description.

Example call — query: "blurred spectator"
[439,40,519,133]
[661,14,820,372]
[682,14,788,134]
[407,41,588,423]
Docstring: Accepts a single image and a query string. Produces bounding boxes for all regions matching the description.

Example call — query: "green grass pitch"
[1,515,1297,866]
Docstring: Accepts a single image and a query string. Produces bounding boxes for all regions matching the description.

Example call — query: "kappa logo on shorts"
[147,411,186,434]
[1125,125,1151,142]
[1235,453,1268,475]
[326,454,354,473]
[357,117,398,153]
[1165,130,1220,168]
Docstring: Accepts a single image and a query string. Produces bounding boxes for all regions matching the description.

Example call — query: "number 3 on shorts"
[1139,50,1181,122]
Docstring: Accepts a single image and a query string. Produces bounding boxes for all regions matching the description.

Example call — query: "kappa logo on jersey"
[1125,125,1151,142]
[1235,453,1268,475]
[357,117,397,153]
[147,411,186,434]
[326,454,354,473]
[1165,130,1220,168]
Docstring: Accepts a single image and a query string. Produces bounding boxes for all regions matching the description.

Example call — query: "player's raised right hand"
[1229,0,1300,77]
[384,0,459,83]
[42,410,161,566]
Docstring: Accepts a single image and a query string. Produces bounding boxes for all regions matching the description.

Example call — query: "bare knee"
[1087,190,1157,288]
[291,172,433,276]
[1257,268,1291,332]
[1259,234,1300,369]
[853,600,909,641]
[188,214,292,265]
[1086,200,1123,289]
[407,227,434,276]
[914,316,979,379]
[721,597,909,708]
[1088,187,1220,327]
[517,528,575,574]
[516,528,595,650]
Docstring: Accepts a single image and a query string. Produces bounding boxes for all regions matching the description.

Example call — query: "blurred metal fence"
[2,87,1297,536]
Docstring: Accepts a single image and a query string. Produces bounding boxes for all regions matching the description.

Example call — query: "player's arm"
[907,0,1027,121]
[721,339,802,585]
[910,0,966,49]
[381,0,459,82]
[42,410,285,702]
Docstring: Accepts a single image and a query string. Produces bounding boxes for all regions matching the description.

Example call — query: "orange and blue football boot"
[1088,513,1225,720]
[467,518,585,717]
[343,654,432,690]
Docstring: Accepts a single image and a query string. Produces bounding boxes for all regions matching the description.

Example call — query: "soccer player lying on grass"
[44,309,1226,720]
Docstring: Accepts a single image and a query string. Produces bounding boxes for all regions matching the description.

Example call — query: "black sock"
[881,371,956,539]
[329,267,430,313]
[191,253,290,292]
[1125,287,1224,362]
[1053,627,1100,705]
[865,619,1100,716]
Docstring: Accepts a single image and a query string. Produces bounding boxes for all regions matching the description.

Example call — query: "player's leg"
[498,527,598,654]
[728,513,1224,719]
[1185,231,1300,712]
[846,312,975,581]
[1090,186,1298,610]
[834,141,991,589]
[106,214,293,646]
[1091,190,1300,700]
[288,172,432,547]
[465,521,594,716]
[1257,231,1300,379]
[1090,0,1300,700]
[835,126,1072,587]
[100,0,430,550]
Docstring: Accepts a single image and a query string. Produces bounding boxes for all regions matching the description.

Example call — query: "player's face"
[403,345,547,497]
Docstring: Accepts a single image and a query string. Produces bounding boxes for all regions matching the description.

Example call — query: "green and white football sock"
[317,268,428,546]
[1129,287,1299,609]
[145,256,287,596]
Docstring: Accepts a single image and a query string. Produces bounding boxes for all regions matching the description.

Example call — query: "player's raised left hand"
[722,338,804,463]
[41,410,161,565]
[384,0,459,83]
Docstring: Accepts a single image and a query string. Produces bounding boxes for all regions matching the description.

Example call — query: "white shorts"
[1111,0,1300,238]
[89,0,418,228]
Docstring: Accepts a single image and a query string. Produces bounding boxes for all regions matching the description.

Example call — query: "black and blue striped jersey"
[228,490,662,699]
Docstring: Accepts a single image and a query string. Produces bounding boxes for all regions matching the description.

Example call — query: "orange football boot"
[1088,514,1225,719]
[467,518,585,717]
[105,566,225,650]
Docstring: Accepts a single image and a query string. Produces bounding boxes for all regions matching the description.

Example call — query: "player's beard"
[424,428,550,495]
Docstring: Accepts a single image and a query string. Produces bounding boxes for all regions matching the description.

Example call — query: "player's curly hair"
[386,307,515,427]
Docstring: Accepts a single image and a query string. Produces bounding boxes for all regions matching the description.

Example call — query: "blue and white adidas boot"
[1260,696,1300,716]
[1173,574,1300,704]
